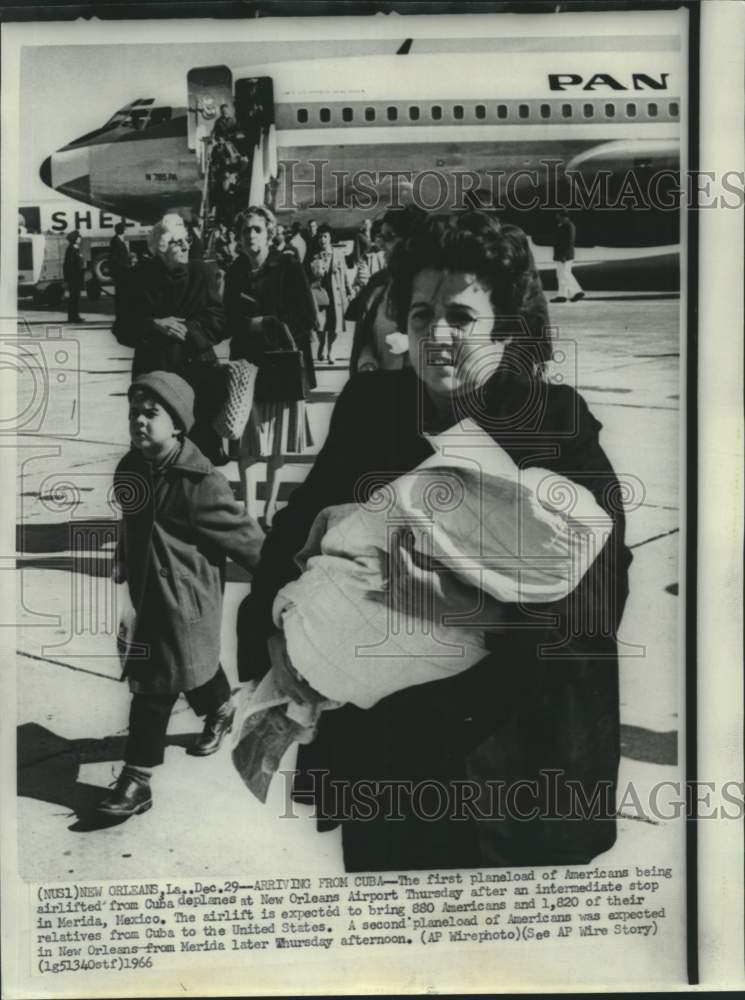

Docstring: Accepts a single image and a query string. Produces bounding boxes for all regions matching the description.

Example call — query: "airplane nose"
[40,156,52,188]
[45,147,91,200]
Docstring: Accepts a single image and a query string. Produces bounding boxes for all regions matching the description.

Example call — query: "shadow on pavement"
[16,520,118,577]
[17,520,116,556]
[17,722,198,831]
[16,554,114,577]
[620,724,677,766]
[577,293,680,302]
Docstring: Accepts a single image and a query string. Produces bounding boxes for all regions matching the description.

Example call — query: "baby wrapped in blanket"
[232,417,613,800]
[275,417,612,709]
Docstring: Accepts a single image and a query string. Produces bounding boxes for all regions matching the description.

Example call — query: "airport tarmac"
[12,290,684,881]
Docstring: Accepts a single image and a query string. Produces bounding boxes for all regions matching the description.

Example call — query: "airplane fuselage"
[41,48,682,245]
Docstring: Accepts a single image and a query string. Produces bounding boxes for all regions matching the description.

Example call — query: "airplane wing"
[565,138,679,182]
[520,138,680,248]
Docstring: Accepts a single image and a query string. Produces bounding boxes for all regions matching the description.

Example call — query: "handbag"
[253,316,306,404]
[211,359,259,439]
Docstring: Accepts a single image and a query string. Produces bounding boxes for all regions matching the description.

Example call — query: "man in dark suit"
[551,208,585,303]
[211,103,236,141]
[108,222,131,293]
[63,231,85,322]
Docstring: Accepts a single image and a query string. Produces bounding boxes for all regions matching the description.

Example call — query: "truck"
[18,233,68,307]
[18,200,149,307]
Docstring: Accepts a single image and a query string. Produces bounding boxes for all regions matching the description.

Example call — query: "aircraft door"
[187,65,234,169]
[234,77,277,208]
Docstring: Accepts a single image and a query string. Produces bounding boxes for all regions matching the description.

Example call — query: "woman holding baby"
[244,211,632,872]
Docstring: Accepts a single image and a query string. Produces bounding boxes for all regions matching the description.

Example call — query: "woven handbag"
[212,359,259,440]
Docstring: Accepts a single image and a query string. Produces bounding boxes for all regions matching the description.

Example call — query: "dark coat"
[114,439,264,694]
[247,368,632,871]
[211,115,236,141]
[63,245,85,288]
[224,250,317,391]
[553,218,576,262]
[112,258,224,380]
[108,235,131,284]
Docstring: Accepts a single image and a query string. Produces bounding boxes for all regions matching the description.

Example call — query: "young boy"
[98,371,265,819]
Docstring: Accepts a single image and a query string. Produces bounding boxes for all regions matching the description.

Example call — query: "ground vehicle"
[19,200,150,306]
[85,235,148,294]
[17,231,148,306]
[18,234,68,307]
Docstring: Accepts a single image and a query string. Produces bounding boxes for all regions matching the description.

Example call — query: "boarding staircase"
[188,66,279,249]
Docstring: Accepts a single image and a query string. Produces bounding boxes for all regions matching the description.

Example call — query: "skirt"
[240,398,313,458]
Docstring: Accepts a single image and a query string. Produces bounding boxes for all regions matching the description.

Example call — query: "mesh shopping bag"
[212,359,259,440]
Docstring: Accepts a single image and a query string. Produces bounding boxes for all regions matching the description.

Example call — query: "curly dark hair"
[388,211,552,378]
[381,204,427,240]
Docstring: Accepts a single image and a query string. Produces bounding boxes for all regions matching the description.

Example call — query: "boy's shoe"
[550,296,567,303]
[188,701,236,756]
[96,771,152,817]
[571,291,586,301]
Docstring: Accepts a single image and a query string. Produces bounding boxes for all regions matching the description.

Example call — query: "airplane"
[39,38,682,252]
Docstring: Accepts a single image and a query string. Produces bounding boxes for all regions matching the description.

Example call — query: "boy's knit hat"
[128,371,195,433]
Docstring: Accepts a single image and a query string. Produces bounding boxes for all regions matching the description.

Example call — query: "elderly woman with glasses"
[244,210,632,872]
[113,212,226,461]
[224,205,317,526]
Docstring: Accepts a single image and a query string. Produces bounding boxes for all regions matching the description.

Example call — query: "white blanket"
[273,418,612,710]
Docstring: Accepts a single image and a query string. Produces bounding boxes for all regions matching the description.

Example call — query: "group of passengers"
[100,202,629,876]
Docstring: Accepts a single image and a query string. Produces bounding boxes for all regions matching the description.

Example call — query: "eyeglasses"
[245,225,265,234]
[379,229,397,244]
[164,237,190,250]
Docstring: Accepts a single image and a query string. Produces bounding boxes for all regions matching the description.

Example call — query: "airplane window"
[453,105,464,120]
[605,103,616,118]
[648,102,659,117]
[342,107,353,122]
[431,105,442,120]
[583,103,594,118]
[365,107,376,122]
[148,107,172,127]
[320,107,331,123]
[497,105,508,119]
[626,103,637,117]
[669,101,679,117]
[475,104,486,119]
[409,106,420,121]
[518,104,530,119]
[129,109,150,130]
[540,103,551,119]
[105,102,155,132]
[387,106,398,121]
[562,103,573,118]
[297,108,308,124]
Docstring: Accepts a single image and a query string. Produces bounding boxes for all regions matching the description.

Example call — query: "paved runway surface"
[13,290,684,880]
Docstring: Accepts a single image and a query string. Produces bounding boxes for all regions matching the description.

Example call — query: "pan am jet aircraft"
[39,37,682,251]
